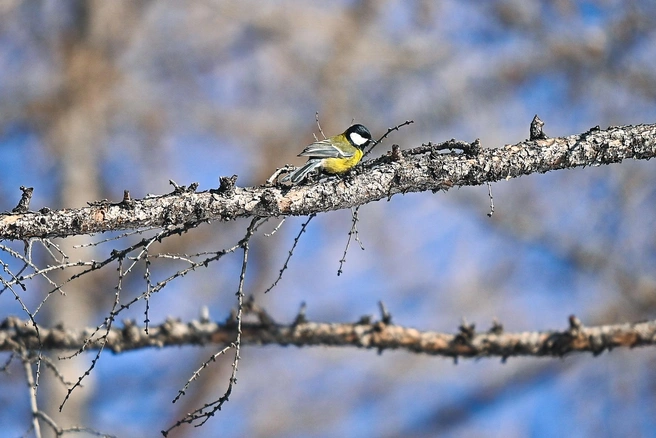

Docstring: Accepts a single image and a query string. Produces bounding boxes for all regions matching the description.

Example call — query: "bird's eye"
[349,132,369,146]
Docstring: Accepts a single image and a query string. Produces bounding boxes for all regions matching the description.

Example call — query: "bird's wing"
[297,139,355,158]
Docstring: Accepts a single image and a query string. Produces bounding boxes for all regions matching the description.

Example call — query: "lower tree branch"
[2,314,655,359]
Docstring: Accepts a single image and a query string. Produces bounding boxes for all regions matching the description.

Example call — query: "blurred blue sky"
[1,1,656,437]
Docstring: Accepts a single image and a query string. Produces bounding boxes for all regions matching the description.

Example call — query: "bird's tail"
[281,159,322,184]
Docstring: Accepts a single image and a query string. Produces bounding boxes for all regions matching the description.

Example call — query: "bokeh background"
[1,1,656,437]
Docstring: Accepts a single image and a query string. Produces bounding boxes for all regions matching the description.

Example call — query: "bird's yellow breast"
[321,149,363,174]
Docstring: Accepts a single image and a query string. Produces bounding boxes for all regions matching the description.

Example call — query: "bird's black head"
[345,124,373,149]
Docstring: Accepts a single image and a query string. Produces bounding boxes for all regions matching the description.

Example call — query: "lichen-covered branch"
[0,123,654,241]
[2,315,655,359]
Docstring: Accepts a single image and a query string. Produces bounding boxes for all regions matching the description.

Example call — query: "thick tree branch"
[1,123,655,240]
[2,315,655,358]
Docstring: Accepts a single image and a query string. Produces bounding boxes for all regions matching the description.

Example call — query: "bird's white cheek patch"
[350,132,368,146]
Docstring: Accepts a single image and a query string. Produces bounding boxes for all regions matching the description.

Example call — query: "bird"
[282,124,373,184]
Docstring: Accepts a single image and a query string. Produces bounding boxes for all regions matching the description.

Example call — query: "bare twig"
[73,227,160,248]
[264,213,316,293]
[58,256,126,412]
[486,182,495,217]
[23,359,41,438]
[264,217,286,237]
[171,343,234,405]
[315,111,327,140]
[337,207,365,276]
[364,120,414,157]
[163,217,262,435]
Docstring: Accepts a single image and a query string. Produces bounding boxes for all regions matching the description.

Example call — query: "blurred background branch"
[3,313,656,357]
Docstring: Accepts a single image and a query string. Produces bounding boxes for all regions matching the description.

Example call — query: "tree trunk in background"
[41,3,117,429]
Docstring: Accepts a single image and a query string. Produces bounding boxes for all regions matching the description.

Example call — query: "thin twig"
[364,120,414,157]
[0,243,62,295]
[34,355,76,386]
[172,343,235,404]
[58,257,125,412]
[315,111,327,140]
[144,247,152,334]
[264,214,315,293]
[163,218,262,436]
[337,207,365,276]
[264,217,286,237]
[23,359,41,438]
[486,182,495,217]
[73,227,160,248]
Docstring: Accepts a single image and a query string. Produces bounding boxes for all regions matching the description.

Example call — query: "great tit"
[282,124,373,184]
